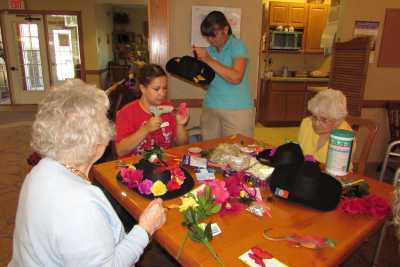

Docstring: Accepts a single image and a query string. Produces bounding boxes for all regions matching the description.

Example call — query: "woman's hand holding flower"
[139,198,166,236]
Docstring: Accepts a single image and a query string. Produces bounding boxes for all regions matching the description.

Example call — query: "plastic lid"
[330,129,354,138]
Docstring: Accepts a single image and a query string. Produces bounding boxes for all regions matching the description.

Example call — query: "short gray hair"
[308,89,348,120]
[31,79,114,165]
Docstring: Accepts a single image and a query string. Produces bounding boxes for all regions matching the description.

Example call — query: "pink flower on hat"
[120,168,143,189]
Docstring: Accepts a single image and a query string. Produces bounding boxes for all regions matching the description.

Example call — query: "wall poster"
[191,5,241,47]
[353,20,380,63]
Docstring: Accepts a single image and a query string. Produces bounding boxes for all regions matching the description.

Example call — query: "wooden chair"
[346,115,378,176]
[386,102,400,142]
[97,79,140,163]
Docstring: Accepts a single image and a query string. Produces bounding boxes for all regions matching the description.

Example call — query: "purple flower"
[304,155,316,162]
[138,179,153,195]
[269,148,277,157]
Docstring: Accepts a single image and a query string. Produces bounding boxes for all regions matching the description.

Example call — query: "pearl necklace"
[62,163,91,184]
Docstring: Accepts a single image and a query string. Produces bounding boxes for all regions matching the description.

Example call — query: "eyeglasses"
[311,115,334,124]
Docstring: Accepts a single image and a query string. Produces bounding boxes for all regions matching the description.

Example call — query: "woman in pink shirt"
[115,64,189,157]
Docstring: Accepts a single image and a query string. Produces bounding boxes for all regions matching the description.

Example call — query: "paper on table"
[239,250,289,267]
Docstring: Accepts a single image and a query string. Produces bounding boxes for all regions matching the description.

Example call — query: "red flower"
[248,246,273,267]
[171,167,185,185]
[167,178,181,191]
[339,195,391,218]
[364,195,391,219]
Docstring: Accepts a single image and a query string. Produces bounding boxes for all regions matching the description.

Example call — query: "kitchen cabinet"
[258,79,329,126]
[304,4,329,53]
[269,2,289,26]
[288,3,307,28]
[269,2,307,28]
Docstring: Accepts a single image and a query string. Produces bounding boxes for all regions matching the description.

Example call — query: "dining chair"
[346,115,378,176]
[97,79,140,163]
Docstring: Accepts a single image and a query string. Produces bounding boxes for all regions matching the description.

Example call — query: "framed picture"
[191,5,241,47]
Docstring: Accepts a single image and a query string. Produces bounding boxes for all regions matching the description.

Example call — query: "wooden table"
[92,135,394,267]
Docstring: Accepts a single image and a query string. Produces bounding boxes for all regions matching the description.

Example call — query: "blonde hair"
[308,89,348,120]
[31,79,114,165]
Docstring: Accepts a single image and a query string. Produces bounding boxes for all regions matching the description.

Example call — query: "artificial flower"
[219,201,245,216]
[224,172,245,198]
[120,168,143,189]
[167,178,181,191]
[339,195,391,218]
[171,167,185,185]
[179,196,199,212]
[206,179,230,204]
[150,180,168,196]
[249,246,273,267]
[304,154,316,162]
[138,179,153,195]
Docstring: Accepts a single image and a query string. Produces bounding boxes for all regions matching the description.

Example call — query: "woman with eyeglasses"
[193,10,254,140]
[298,88,353,164]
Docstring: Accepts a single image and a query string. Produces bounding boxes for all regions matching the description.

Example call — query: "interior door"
[2,13,50,104]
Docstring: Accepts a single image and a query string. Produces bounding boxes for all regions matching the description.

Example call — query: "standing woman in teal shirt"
[194,10,254,140]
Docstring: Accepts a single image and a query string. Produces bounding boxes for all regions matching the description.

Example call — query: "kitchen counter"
[266,76,329,82]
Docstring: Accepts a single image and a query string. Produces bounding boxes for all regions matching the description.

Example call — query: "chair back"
[386,102,400,142]
[105,79,140,122]
[346,115,378,175]
[97,79,140,163]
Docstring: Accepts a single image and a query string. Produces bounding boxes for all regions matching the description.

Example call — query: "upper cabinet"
[269,1,307,28]
[269,2,289,26]
[267,2,329,54]
[288,3,307,28]
[304,4,329,53]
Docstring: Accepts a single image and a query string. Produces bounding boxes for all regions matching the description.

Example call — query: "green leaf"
[205,223,213,241]
[210,204,221,214]
[204,186,211,202]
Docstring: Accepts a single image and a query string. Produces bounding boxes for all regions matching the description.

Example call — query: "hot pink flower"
[219,201,245,216]
[225,172,245,198]
[206,179,230,204]
[138,179,153,195]
[121,168,143,189]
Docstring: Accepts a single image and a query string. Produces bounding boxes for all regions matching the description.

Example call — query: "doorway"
[1,12,83,104]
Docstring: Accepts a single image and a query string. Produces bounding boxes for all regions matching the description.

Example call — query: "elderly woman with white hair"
[298,88,353,164]
[9,80,166,267]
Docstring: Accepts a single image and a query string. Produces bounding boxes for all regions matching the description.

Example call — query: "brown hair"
[137,64,166,87]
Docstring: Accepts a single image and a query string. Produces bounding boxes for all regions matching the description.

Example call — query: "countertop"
[265,76,329,82]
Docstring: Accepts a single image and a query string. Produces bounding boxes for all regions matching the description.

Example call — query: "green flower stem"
[204,240,224,267]
[176,232,189,260]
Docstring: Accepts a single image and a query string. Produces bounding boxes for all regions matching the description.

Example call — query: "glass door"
[2,13,50,104]
[46,15,82,86]
[0,28,10,104]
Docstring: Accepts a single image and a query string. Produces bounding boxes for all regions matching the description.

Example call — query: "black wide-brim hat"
[166,56,215,85]
[257,142,304,168]
[117,159,194,200]
[269,161,342,211]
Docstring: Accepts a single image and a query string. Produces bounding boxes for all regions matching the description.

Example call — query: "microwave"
[269,31,303,50]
